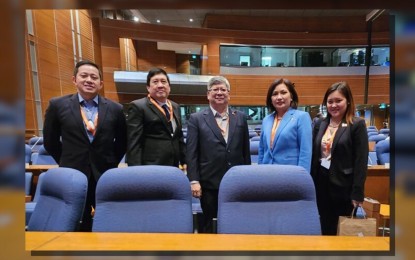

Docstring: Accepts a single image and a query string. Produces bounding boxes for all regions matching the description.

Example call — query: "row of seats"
[26,165,320,235]
[25,144,57,165]
[368,138,390,165]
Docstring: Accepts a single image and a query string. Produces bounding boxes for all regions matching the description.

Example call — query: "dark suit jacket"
[186,108,251,189]
[311,117,368,202]
[43,93,127,181]
[125,97,186,166]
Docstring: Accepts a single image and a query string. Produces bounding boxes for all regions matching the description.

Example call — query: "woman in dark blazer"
[311,81,368,235]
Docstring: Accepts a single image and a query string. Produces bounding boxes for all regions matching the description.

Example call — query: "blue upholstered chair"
[367,126,378,131]
[25,144,32,164]
[367,131,379,137]
[192,197,203,233]
[26,172,46,226]
[218,165,321,235]
[379,128,390,135]
[31,145,57,165]
[368,151,378,165]
[250,140,259,164]
[368,134,387,143]
[376,138,390,165]
[25,172,33,195]
[28,136,43,153]
[27,168,88,231]
[92,166,193,233]
[249,130,258,139]
[250,135,260,141]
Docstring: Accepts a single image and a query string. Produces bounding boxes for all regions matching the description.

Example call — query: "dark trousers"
[315,166,354,235]
[79,174,97,231]
[200,188,219,233]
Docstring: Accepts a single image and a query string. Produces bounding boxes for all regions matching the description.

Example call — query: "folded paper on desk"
[337,207,377,236]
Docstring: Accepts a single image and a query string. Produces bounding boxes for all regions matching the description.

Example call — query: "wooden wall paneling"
[101,46,121,70]
[80,35,94,61]
[176,54,190,74]
[36,41,60,80]
[78,10,93,41]
[222,74,389,106]
[128,39,137,71]
[33,10,56,45]
[38,75,61,106]
[119,38,127,70]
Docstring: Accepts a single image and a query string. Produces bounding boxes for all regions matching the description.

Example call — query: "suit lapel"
[331,120,347,152]
[316,118,329,149]
[203,109,226,146]
[69,94,89,142]
[94,95,108,139]
[272,108,294,150]
[147,98,172,133]
[226,108,237,147]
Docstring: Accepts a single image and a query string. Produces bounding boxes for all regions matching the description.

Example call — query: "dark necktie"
[162,104,170,121]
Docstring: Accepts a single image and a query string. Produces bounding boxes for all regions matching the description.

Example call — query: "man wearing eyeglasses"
[125,68,186,168]
[186,76,251,233]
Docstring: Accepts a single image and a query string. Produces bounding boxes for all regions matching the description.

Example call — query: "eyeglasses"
[209,88,229,93]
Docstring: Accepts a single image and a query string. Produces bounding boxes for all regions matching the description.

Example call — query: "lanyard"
[80,105,98,135]
[148,95,173,122]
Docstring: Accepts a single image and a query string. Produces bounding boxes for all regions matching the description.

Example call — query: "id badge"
[321,158,331,169]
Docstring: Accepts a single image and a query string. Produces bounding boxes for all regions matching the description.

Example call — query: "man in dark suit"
[43,60,127,231]
[186,76,251,233]
[125,68,186,167]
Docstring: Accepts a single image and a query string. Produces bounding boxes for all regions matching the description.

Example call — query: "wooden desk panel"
[366,165,390,204]
[25,232,64,251]
[26,232,390,251]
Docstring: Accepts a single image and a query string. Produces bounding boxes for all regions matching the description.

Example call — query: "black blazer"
[311,117,368,202]
[43,93,127,181]
[125,97,186,166]
[186,108,251,189]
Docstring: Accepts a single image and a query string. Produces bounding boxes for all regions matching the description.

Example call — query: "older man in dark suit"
[125,68,186,167]
[186,76,251,233]
[43,60,127,231]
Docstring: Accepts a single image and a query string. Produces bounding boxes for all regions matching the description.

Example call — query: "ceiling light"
[133,16,139,22]
[188,51,191,54]
[156,19,160,23]
[189,18,193,22]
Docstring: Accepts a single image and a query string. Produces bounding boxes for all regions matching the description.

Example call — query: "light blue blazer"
[258,108,312,173]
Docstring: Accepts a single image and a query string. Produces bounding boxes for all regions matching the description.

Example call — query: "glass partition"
[220,45,390,68]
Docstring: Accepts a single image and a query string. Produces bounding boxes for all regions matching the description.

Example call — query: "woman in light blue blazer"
[258,78,312,173]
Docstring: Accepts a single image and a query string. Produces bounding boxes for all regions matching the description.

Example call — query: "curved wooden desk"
[26,232,390,252]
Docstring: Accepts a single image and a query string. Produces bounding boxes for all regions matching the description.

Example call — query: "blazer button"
[227,150,230,153]
[228,162,231,166]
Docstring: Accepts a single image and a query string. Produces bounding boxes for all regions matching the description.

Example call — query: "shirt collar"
[210,106,229,118]
[78,93,99,106]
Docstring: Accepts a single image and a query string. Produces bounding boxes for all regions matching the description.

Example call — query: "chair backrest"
[379,128,389,135]
[367,126,378,130]
[25,144,32,163]
[92,165,193,233]
[249,130,258,138]
[250,135,260,141]
[27,167,88,231]
[31,145,57,165]
[250,140,259,164]
[28,137,43,153]
[376,138,390,165]
[368,134,387,143]
[367,131,379,137]
[368,151,378,165]
[25,172,33,195]
[218,165,321,235]
[25,172,47,225]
